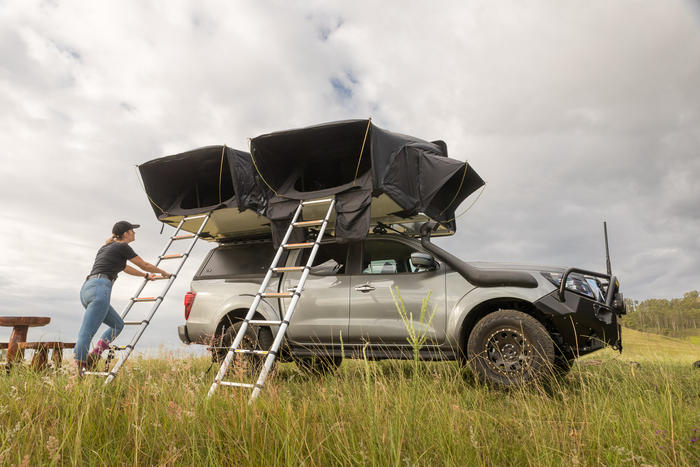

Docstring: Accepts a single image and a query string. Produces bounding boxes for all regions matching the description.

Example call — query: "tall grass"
[1,330,698,466]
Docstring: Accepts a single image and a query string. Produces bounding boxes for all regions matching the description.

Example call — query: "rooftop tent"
[137,145,269,240]
[250,119,485,244]
[137,120,485,243]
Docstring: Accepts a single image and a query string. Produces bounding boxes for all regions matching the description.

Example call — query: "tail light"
[184,291,196,320]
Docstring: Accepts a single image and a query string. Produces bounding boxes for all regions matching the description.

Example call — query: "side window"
[298,242,349,275]
[361,240,420,275]
[198,243,283,278]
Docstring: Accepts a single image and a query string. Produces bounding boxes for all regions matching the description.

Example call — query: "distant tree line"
[622,290,700,337]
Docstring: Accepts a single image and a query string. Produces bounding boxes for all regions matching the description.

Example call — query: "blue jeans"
[74,277,124,362]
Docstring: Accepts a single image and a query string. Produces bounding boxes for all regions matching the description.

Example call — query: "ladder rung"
[148,276,170,281]
[160,254,186,260]
[183,214,208,221]
[109,346,128,350]
[124,321,147,325]
[132,297,157,302]
[172,234,196,240]
[83,371,110,377]
[293,220,324,227]
[261,292,293,298]
[284,242,314,249]
[272,266,304,272]
[302,198,334,206]
[220,381,255,389]
[248,320,282,326]
[234,349,268,355]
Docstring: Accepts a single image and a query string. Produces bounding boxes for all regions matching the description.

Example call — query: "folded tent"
[137,120,485,243]
[138,145,270,240]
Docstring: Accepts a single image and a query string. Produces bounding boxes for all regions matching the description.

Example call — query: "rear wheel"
[213,322,273,375]
[467,309,555,387]
[295,354,342,374]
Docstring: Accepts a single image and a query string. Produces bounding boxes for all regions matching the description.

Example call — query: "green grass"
[1,328,698,466]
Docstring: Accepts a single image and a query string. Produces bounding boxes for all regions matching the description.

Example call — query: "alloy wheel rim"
[484,327,532,374]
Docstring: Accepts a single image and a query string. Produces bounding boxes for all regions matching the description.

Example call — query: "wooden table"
[0,316,51,364]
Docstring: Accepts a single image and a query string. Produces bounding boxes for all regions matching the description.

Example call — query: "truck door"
[348,237,446,346]
[281,241,351,346]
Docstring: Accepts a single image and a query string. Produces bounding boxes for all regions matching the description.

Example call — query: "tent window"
[293,153,370,192]
[180,158,235,209]
[254,120,372,192]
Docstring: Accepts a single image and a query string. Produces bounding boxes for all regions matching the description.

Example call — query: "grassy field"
[1,328,698,466]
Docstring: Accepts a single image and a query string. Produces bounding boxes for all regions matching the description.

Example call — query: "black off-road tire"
[295,354,342,375]
[213,322,273,372]
[467,309,556,387]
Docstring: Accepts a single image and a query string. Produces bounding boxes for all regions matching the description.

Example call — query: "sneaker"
[75,360,86,377]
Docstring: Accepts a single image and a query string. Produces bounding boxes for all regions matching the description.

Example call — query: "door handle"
[354,284,375,293]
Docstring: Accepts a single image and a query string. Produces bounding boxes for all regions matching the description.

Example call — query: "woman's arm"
[123,265,151,279]
[129,256,171,277]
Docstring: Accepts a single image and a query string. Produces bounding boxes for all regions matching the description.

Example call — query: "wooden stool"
[17,342,76,370]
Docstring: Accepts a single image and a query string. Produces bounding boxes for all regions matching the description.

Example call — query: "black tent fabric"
[138,120,485,244]
[250,119,484,243]
[138,145,265,219]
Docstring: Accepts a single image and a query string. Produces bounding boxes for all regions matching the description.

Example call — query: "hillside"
[588,327,700,364]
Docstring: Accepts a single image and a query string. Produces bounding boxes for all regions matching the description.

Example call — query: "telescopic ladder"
[207,197,336,402]
[84,213,211,384]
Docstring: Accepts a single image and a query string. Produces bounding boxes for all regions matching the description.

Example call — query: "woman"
[74,221,171,373]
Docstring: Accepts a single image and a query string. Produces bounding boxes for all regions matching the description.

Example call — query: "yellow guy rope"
[439,161,469,216]
[352,118,372,185]
[248,138,279,196]
[134,165,167,215]
[443,183,487,224]
[218,145,226,204]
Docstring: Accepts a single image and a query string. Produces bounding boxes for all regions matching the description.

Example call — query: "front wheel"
[467,309,556,387]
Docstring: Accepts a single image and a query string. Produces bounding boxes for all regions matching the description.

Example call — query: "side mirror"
[410,252,438,271]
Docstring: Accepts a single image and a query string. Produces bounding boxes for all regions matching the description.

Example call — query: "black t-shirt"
[88,242,138,280]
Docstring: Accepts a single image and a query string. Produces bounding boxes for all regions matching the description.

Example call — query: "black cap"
[112,221,140,236]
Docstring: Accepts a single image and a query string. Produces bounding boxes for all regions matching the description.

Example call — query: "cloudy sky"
[1,1,699,352]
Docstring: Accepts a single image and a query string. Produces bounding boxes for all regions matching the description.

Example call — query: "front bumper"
[534,289,622,357]
[178,324,191,345]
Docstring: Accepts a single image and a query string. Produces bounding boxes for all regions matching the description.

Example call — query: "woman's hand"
[130,257,172,279]
[144,272,171,280]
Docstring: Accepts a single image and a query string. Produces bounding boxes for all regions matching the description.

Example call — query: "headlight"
[541,271,597,299]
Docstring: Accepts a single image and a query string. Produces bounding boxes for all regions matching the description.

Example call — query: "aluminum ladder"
[207,197,335,402]
[84,213,211,384]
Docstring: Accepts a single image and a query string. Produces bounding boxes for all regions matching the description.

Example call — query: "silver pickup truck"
[178,225,625,386]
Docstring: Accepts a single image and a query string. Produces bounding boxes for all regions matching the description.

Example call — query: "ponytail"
[105,234,121,245]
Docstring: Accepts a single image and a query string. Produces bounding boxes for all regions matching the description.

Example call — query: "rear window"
[196,242,282,278]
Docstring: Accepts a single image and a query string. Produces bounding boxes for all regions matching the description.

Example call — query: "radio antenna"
[603,221,612,276]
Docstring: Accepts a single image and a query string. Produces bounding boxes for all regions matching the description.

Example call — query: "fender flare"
[214,295,280,335]
[446,286,551,347]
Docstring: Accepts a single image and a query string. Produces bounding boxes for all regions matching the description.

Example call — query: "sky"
[1,0,699,353]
